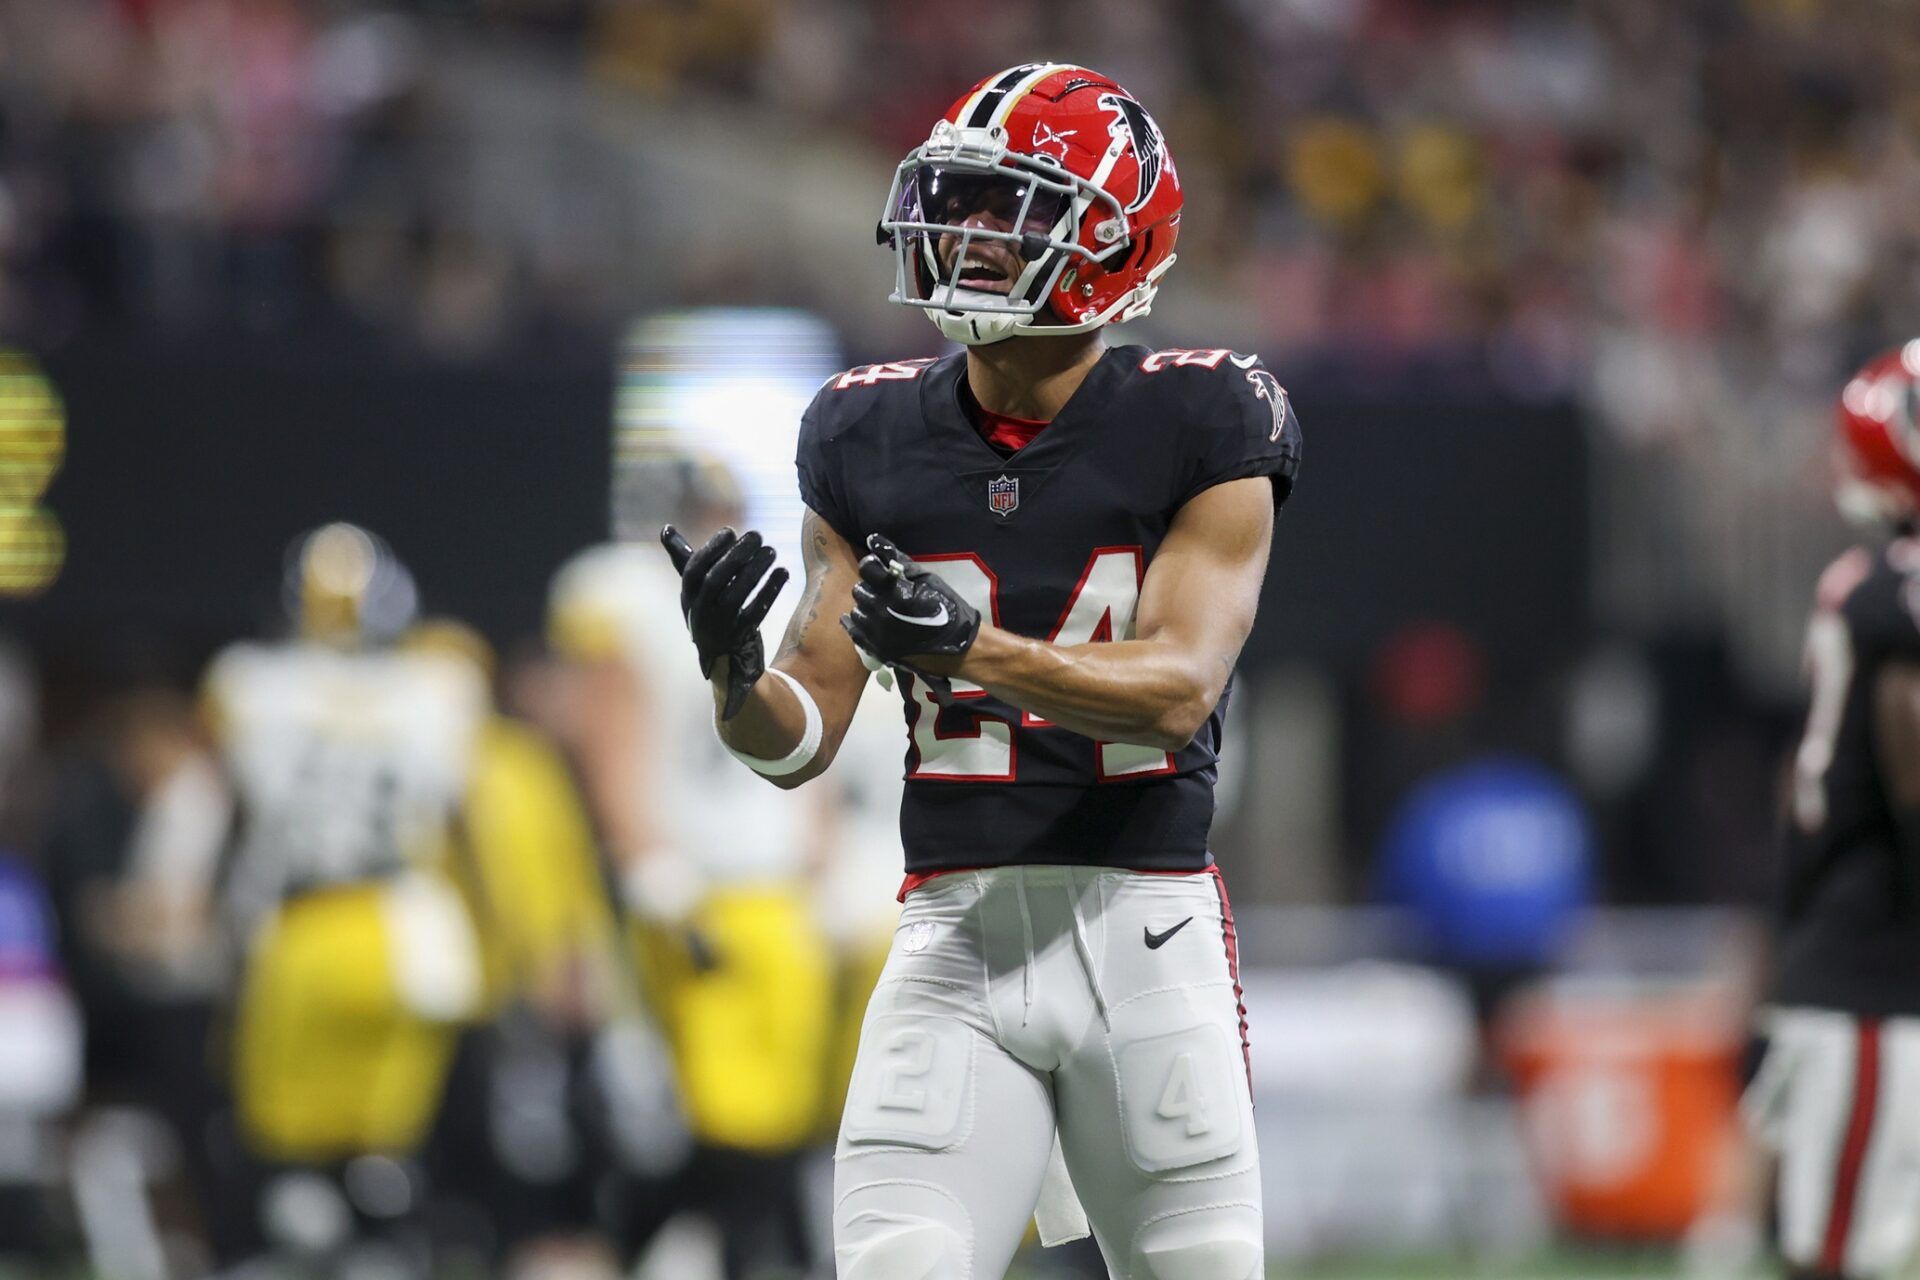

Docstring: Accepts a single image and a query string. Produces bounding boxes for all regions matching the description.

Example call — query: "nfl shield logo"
[987,474,1019,517]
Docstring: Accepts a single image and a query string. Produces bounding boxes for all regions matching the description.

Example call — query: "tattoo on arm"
[775,513,832,661]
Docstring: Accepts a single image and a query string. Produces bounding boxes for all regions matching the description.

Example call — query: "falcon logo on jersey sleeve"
[1246,369,1290,442]
[987,474,1020,516]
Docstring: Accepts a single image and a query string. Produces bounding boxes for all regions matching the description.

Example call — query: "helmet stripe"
[989,63,1073,130]
[963,62,1051,128]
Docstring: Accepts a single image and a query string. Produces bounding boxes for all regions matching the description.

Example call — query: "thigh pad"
[842,1014,975,1151]
[1117,1023,1246,1174]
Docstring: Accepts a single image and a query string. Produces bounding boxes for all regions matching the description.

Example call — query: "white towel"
[1033,1129,1091,1246]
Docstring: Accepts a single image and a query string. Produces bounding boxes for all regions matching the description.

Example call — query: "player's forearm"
[955,625,1220,751]
[571,664,656,857]
[709,658,834,788]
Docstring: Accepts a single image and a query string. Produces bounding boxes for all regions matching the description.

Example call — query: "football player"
[1749,342,1920,1280]
[661,65,1300,1280]
[549,456,833,1276]
[204,524,491,1272]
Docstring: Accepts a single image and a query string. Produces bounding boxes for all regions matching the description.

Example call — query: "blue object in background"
[1376,757,1594,970]
[0,853,57,982]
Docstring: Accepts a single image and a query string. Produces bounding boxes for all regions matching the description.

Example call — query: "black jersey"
[797,345,1301,874]
[1773,541,1920,1015]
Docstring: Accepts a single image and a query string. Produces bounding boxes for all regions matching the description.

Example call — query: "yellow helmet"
[282,522,418,646]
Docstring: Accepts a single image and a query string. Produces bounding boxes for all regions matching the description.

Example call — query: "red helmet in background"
[1836,341,1920,528]
[878,63,1183,346]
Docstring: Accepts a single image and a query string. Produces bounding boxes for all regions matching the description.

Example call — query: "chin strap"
[932,250,1178,345]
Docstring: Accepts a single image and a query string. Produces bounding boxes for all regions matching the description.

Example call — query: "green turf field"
[1272,1255,1750,1279]
[1007,1251,1769,1280]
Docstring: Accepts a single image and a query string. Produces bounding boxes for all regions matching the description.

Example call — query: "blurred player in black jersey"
[1749,342,1920,1280]
[659,64,1299,1280]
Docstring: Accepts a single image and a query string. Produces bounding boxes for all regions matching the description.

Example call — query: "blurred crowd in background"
[0,0,1912,667]
[2,1,1915,384]
[0,0,1912,383]
[0,0,1911,1275]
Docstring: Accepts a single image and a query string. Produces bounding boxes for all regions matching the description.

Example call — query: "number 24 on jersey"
[902,546,1175,783]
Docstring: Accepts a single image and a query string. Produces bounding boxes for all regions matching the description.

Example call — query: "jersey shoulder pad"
[1839,541,1920,658]
[798,357,951,544]
[821,357,944,395]
[801,355,948,445]
[550,542,659,613]
[391,645,490,707]
[1133,346,1245,375]
[549,542,676,661]
[1136,346,1302,507]
[1815,546,1875,614]
[200,639,273,730]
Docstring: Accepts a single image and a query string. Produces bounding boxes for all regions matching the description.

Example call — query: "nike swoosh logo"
[887,603,950,627]
[1144,917,1193,949]
[1228,353,1258,368]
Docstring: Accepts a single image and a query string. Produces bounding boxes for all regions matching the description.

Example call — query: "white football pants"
[832,865,1263,1280]
[1747,1007,1920,1278]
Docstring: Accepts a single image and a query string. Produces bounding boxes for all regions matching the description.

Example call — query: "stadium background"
[0,0,1911,1276]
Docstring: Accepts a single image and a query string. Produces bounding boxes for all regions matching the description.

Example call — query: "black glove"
[661,525,788,721]
[840,534,981,673]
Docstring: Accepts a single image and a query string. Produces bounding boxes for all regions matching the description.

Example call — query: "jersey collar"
[918,346,1127,473]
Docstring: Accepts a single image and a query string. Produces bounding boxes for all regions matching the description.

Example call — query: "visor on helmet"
[908,167,1071,237]
[882,148,1119,328]
[894,166,1071,302]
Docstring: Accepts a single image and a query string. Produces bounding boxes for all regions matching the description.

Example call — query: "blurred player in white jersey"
[400,618,650,1277]
[811,673,909,1131]
[203,523,491,1274]
[549,457,834,1277]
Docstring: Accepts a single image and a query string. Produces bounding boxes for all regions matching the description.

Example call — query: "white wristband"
[720,668,823,777]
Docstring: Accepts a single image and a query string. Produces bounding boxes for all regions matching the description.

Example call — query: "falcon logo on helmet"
[1097,92,1166,213]
[877,64,1184,346]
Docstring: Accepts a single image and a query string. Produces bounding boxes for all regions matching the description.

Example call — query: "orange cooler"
[1496,980,1744,1239]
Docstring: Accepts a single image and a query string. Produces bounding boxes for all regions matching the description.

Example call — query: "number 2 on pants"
[878,1028,935,1112]
[905,547,1176,782]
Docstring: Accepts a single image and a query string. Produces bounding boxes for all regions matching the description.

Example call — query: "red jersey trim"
[897,861,1215,902]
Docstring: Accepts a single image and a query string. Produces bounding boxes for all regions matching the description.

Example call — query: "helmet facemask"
[880,121,1129,346]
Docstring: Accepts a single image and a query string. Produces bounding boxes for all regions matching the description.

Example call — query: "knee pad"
[1132,1205,1263,1280]
[834,1181,969,1280]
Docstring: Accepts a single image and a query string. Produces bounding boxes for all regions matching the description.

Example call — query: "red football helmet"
[1835,341,1920,528]
[879,63,1183,345]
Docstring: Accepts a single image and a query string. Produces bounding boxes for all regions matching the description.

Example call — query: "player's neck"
[963,331,1105,423]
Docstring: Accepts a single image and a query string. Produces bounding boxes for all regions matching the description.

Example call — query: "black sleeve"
[1178,355,1303,509]
[794,392,862,546]
[1844,553,1920,663]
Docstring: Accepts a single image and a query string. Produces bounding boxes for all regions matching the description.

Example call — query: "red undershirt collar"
[961,382,1051,455]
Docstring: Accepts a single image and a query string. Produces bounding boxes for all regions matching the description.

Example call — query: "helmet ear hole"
[1126,229,1153,272]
